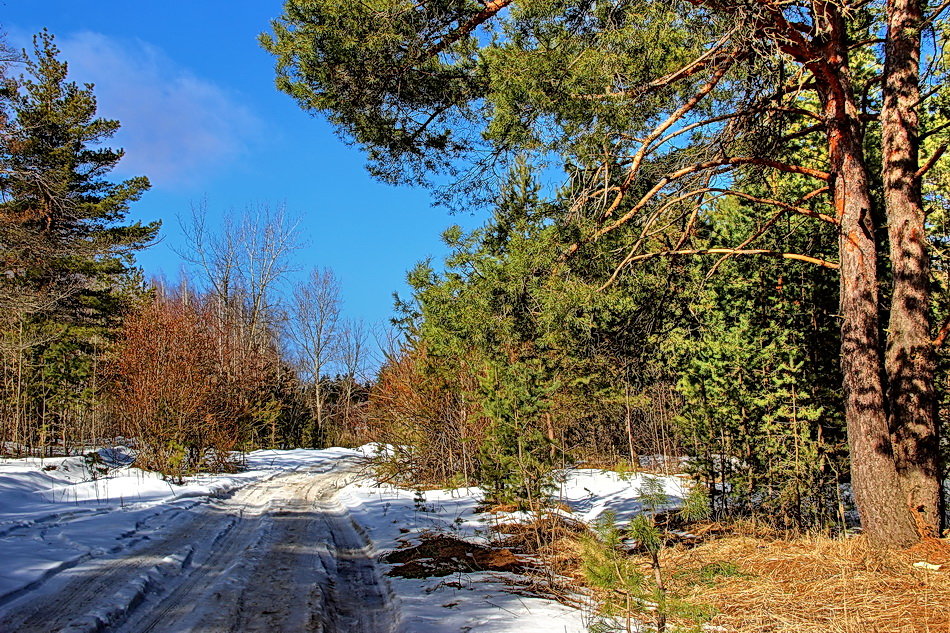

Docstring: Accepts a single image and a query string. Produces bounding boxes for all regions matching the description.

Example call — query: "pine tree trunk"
[820,10,920,547]
[835,131,919,547]
[882,0,943,537]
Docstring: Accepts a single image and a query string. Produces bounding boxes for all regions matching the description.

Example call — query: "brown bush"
[107,281,308,476]
[365,343,487,485]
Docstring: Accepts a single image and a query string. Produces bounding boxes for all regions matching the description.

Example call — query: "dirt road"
[0,459,400,633]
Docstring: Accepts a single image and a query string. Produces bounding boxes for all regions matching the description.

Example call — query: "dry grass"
[488,513,950,632]
[664,532,950,633]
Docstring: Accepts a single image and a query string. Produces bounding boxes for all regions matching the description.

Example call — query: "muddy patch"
[384,534,526,578]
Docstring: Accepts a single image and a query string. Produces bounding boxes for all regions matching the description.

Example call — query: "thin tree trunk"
[623,379,634,467]
[651,550,667,633]
[882,0,942,536]
[314,379,324,448]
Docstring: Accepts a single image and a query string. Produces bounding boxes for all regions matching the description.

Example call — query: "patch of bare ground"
[384,514,593,609]
[662,532,950,633]
[384,534,527,578]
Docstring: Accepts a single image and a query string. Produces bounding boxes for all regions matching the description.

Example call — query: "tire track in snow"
[0,458,401,633]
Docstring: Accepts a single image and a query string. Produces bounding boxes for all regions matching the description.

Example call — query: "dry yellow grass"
[498,515,950,632]
[664,533,950,633]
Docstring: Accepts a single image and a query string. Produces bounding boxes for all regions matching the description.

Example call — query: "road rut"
[0,459,400,633]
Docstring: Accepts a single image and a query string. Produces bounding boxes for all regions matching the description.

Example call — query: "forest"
[261,0,950,549]
[0,34,373,472]
[2,1,950,630]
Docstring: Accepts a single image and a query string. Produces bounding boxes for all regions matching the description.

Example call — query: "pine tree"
[0,31,158,310]
[0,32,159,453]
[264,0,949,546]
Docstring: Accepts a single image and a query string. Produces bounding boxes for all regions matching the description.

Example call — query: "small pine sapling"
[639,479,711,632]
[580,511,645,632]
[581,479,712,632]
[632,476,669,632]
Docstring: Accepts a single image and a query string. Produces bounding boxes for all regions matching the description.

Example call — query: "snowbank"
[334,464,690,632]
[338,479,590,632]
[555,468,690,524]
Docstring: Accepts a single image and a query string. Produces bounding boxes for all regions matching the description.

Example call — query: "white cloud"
[49,31,262,188]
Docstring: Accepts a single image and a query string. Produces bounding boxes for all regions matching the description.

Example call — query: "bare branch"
[601,249,838,291]
[707,187,837,223]
[603,59,736,218]
[566,156,830,258]
[575,29,739,100]
[924,0,950,25]
[706,208,787,277]
[593,182,835,289]
[422,0,512,61]
[915,143,948,179]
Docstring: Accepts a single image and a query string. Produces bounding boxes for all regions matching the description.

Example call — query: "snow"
[0,445,688,632]
[554,468,690,524]
[338,479,590,632]
[335,461,689,631]
[0,447,344,603]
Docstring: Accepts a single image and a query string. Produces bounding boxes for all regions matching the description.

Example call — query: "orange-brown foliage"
[108,285,294,477]
[365,344,487,484]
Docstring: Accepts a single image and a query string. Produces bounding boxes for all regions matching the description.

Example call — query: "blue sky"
[1,1,485,330]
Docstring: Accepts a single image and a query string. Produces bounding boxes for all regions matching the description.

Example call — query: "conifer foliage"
[0,32,159,454]
[0,38,369,473]
[265,0,950,547]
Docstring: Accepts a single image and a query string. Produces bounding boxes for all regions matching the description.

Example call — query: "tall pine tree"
[0,32,159,453]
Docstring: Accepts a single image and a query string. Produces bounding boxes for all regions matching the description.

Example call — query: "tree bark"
[818,7,920,547]
[882,0,943,537]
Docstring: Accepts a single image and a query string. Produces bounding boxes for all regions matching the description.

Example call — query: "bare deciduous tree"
[338,318,368,433]
[178,200,302,358]
[286,267,341,446]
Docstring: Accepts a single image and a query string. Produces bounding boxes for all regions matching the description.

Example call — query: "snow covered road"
[0,457,400,633]
[1,447,653,632]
